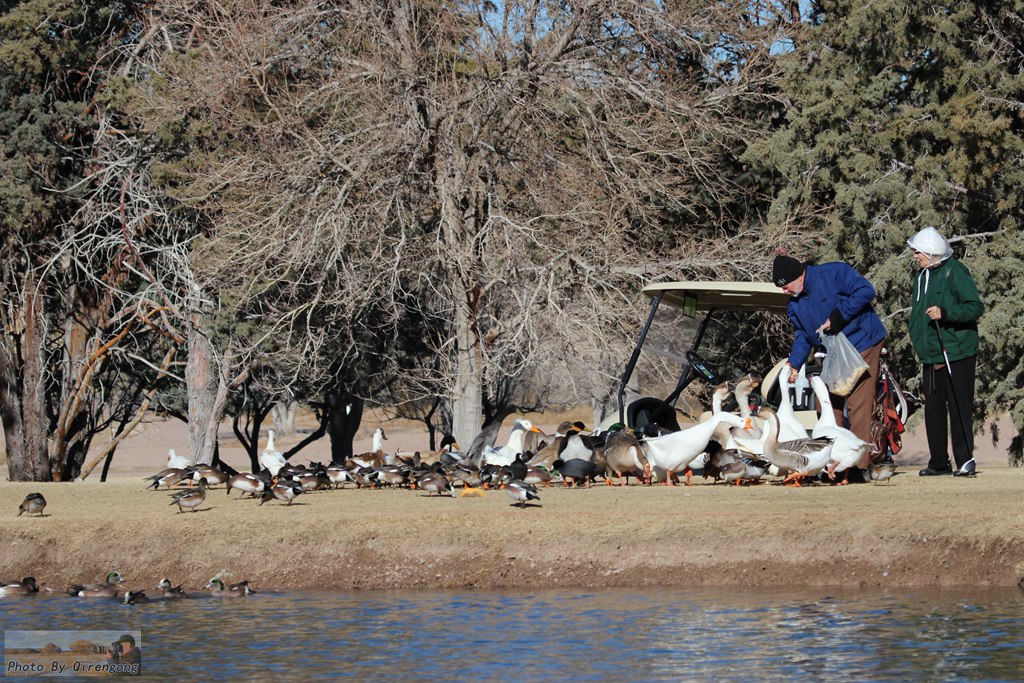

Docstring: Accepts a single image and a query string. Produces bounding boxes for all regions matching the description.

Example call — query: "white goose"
[758,408,834,486]
[482,419,542,467]
[258,429,286,476]
[775,369,812,442]
[640,413,751,486]
[809,376,872,482]
[166,449,190,470]
[732,374,764,439]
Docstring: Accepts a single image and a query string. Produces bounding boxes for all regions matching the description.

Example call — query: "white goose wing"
[808,376,871,471]
[641,414,746,473]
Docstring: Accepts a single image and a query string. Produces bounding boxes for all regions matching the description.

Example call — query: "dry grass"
[3,463,1023,593]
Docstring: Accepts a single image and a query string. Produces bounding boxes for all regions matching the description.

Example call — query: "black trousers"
[922,355,976,471]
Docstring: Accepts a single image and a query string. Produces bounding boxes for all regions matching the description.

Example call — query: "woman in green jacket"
[907,227,984,477]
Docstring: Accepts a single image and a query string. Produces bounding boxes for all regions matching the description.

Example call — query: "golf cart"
[613,281,911,446]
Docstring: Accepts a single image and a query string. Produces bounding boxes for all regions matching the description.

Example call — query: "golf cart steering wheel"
[685,350,720,384]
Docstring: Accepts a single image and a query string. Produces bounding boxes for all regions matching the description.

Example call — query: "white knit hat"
[907,226,953,261]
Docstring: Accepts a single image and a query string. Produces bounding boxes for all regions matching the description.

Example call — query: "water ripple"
[2,587,1022,681]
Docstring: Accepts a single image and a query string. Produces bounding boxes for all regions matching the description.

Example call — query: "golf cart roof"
[641,281,790,316]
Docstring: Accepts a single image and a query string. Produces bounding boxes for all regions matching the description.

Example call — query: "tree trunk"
[272,400,297,437]
[326,390,362,464]
[185,321,220,466]
[1,275,51,481]
[451,287,484,448]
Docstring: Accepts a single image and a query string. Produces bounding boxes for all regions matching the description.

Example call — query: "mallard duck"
[417,471,455,497]
[640,413,752,486]
[123,589,149,605]
[758,408,834,486]
[169,478,208,513]
[523,463,552,487]
[259,430,287,476]
[156,578,187,599]
[602,427,651,486]
[0,577,39,596]
[17,492,46,517]
[206,577,251,597]
[69,571,124,598]
[504,480,540,507]
[809,376,873,483]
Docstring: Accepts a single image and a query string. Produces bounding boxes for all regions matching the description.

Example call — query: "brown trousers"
[831,340,883,444]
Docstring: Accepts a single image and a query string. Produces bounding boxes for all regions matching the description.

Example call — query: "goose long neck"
[810,376,832,409]
[763,413,779,454]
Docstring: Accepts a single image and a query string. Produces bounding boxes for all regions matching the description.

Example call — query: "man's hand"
[926,305,943,321]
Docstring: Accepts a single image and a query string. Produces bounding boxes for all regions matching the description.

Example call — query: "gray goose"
[758,408,834,486]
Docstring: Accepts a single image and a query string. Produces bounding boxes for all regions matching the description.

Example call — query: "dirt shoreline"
[4,468,1023,593]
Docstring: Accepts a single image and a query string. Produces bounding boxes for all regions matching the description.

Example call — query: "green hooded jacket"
[908,258,983,365]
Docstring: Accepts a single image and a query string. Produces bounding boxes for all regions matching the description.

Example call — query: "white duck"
[351,427,388,468]
[166,449,190,470]
[640,413,751,486]
[758,408,834,486]
[809,376,872,482]
[482,419,542,467]
[258,429,286,476]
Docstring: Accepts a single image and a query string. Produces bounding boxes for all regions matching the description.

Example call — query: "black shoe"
[919,466,952,476]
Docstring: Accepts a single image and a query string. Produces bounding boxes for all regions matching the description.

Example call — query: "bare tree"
[128,0,800,457]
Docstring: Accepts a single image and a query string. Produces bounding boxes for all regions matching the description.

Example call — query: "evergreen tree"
[0,0,156,480]
[751,0,1024,462]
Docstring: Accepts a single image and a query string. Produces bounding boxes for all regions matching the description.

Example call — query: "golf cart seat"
[625,397,682,434]
[761,358,818,431]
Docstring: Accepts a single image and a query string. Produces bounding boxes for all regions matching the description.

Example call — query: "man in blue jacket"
[773,254,888,446]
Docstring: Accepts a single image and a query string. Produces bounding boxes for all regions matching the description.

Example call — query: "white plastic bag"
[819,332,868,397]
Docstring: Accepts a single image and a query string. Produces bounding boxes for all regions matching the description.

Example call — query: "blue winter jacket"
[785,262,887,368]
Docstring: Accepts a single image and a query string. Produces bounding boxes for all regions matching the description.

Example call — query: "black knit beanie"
[772,255,805,287]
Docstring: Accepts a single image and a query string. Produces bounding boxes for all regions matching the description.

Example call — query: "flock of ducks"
[4,375,901,604]
[12,372,899,538]
[136,370,897,518]
[0,571,252,602]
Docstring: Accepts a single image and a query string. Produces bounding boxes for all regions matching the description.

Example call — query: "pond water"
[2,587,1023,681]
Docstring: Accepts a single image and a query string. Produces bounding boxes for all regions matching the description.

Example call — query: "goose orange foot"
[783,472,805,487]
